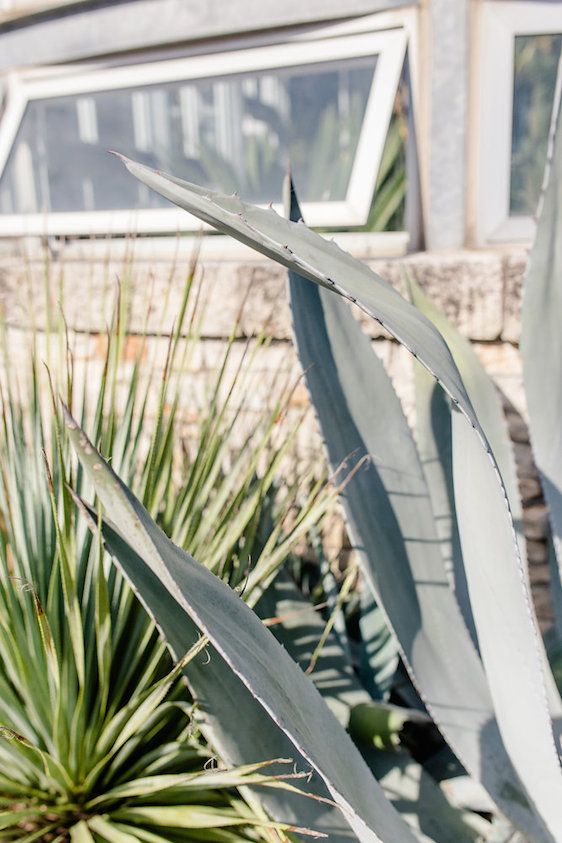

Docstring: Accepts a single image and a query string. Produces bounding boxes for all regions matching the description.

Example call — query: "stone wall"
[0,239,553,629]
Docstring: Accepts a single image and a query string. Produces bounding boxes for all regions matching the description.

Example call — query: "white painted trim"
[472,1,562,245]
[0,18,410,236]
[0,75,26,182]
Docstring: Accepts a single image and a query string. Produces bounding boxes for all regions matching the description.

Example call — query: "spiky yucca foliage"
[0,259,334,841]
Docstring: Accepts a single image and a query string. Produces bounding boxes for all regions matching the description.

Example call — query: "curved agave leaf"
[94,520,356,842]
[285,181,556,842]
[408,302,476,645]
[521,71,562,585]
[119,154,562,840]
[451,409,562,839]
[116,154,480,437]
[408,276,523,558]
[409,278,562,733]
[63,407,420,843]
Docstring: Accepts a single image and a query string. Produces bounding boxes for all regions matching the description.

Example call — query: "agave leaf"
[78,504,357,842]
[451,408,562,838]
[408,278,521,532]
[117,155,481,438]
[521,71,562,585]
[64,409,420,843]
[409,277,562,732]
[284,179,555,842]
[408,307,475,643]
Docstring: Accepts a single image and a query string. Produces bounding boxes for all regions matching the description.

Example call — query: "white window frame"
[0,14,411,237]
[471,0,562,244]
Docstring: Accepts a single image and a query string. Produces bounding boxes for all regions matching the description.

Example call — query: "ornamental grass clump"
[0,259,335,842]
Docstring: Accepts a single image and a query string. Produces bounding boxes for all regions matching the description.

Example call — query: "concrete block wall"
[0,240,554,629]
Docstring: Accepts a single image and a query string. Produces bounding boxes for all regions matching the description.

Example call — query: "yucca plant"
[60,82,562,843]
[0,257,339,841]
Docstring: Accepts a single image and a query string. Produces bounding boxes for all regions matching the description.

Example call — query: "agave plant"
[0,257,340,841]
[66,78,562,843]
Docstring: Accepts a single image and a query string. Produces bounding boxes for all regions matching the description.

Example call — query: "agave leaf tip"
[108,149,131,165]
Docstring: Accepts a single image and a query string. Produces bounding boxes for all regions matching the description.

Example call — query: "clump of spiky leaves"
[0,254,335,841]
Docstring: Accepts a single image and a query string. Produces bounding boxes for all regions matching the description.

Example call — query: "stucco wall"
[0,240,553,628]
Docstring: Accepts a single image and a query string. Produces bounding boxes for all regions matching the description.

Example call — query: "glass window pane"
[510,33,561,216]
[0,55,376,215]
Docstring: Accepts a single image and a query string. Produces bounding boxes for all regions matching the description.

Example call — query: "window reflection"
[0,56,376,215]
[511,33,561,216]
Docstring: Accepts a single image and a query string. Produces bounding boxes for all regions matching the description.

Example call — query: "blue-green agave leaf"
[452,408,562,839]
[285,179,556,843]
[409,275,523,558]
[522,69,562,589]
[410,277,562,734]
[63,406,420,843]
[408,297,476,645]
[91,519,356,842]
[117,155,481,438]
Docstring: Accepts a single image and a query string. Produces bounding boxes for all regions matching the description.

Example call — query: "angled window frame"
[471,0,562,245]
[0,10,413,237]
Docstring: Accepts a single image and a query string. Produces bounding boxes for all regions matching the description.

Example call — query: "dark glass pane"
[0,55,376,214]
[511,33,561,215]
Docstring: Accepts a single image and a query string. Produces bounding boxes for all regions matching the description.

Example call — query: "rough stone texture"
[502,249,529,344]
[472,342,527,421]
[0,245,505,342]
[401,250,504,340]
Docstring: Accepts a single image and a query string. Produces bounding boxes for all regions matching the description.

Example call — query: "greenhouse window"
[0,21,408,237]
[472,1,562,244]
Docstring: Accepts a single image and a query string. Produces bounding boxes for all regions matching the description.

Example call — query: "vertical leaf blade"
[286,181,557,842]
[522,66,562,585]
[452,408,562,840]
